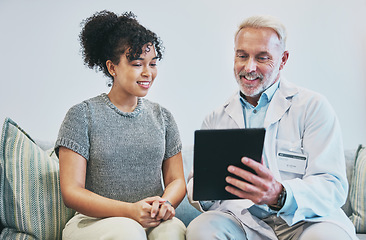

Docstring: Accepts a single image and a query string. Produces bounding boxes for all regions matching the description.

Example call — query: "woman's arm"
[151,152,186,220]
[59,146,163,228]
[162,152,186,207]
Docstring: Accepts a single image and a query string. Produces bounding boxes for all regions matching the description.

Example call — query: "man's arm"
[225,93,348,224]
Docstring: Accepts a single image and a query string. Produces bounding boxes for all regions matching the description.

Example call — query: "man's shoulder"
[209,91,239,114]
[279,79,326,102]
[201,91,242,129]
[279,80,334,119]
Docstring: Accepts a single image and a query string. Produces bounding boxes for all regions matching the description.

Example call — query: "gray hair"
[235,15,287,49]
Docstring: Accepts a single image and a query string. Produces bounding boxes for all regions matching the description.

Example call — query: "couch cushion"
[0,118,74,239]
[349,144,366,233]
[175,145,201,226]
[343,148,357,216]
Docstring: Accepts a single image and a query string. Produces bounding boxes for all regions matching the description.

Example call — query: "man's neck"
[240,92,260,107]
[240,78,281,107]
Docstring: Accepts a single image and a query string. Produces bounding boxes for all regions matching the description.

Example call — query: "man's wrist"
[268,186,287,211]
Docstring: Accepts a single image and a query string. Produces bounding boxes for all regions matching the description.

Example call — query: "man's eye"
[237,54,248,59]
[258,56,270,62]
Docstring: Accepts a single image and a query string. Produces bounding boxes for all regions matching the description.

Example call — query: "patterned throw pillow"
[349,144,366,233]
[0,118,75,239]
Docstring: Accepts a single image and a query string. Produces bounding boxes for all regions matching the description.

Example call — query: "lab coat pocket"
[276,139,308,176]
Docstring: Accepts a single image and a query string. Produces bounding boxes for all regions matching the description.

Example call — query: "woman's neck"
[107,89,138,113]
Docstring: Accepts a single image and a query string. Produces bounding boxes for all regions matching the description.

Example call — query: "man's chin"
[240,86,262,98]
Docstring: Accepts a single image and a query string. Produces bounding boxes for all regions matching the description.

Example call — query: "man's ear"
[106,60,116,76]
[279,51,289,70]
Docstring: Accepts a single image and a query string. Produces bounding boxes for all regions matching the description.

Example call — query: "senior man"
[186,15,357,240]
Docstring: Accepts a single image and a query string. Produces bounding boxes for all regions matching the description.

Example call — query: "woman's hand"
[131,196,175,228]
[151,200,175,221]
[130,197,165,228]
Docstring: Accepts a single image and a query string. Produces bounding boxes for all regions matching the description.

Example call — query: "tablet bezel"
[193,128,265,201]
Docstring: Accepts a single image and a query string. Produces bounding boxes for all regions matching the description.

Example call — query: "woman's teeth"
[137,81,150,86]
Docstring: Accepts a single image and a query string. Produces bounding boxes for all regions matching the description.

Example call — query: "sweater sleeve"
[161,107,182,160]
[54,102,90,161]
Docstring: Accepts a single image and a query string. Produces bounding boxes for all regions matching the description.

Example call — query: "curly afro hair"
[79,10,164,79]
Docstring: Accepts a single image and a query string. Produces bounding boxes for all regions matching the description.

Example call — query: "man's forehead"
[236,27,280,40]
[235,27,282,51]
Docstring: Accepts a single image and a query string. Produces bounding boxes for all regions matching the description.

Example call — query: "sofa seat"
[176,145,366,239]
[0,118,365,239]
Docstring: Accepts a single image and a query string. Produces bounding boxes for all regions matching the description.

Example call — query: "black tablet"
[193,128,266,201]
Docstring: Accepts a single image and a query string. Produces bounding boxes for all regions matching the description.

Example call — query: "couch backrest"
[174,145,201,226]
[343,148,357,216]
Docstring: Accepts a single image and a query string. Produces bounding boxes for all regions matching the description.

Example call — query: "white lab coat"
[187,79,357,239]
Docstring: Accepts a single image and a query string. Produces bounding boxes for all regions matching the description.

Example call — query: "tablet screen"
[193,128,265,201]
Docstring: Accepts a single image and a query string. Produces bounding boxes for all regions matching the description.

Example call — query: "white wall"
[0,0,365,149]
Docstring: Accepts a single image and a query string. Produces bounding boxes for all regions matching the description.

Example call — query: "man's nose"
[245,58,257,72]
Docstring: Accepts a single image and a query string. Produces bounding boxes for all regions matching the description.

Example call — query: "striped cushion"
[0,118,75,239]
[349,145,366,233]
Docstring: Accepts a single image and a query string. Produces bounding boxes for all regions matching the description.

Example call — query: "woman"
[55,10,186,240]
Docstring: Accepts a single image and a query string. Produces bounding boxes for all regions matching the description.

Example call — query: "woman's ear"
[106,60,116,76]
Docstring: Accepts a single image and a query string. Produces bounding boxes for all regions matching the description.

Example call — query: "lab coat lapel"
[263,80,298,180]
[264,80,298,128]
[224,92,245,129]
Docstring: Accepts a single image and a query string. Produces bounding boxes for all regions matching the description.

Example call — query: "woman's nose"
[142,66,152,77]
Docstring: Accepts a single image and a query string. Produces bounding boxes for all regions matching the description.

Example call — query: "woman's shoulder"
[66,94,105,115]
[141,98,176,121]
[142,98,172,114]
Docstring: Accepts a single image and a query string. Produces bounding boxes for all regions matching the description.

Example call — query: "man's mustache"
[238,70,263,80]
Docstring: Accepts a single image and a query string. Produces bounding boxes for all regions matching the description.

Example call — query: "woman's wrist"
[164,200,173,207]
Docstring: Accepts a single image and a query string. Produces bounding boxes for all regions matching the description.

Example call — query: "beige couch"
[178,145,366,239]
[0,118,365,239]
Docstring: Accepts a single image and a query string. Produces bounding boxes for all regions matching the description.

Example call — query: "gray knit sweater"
[55,93,182,203]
